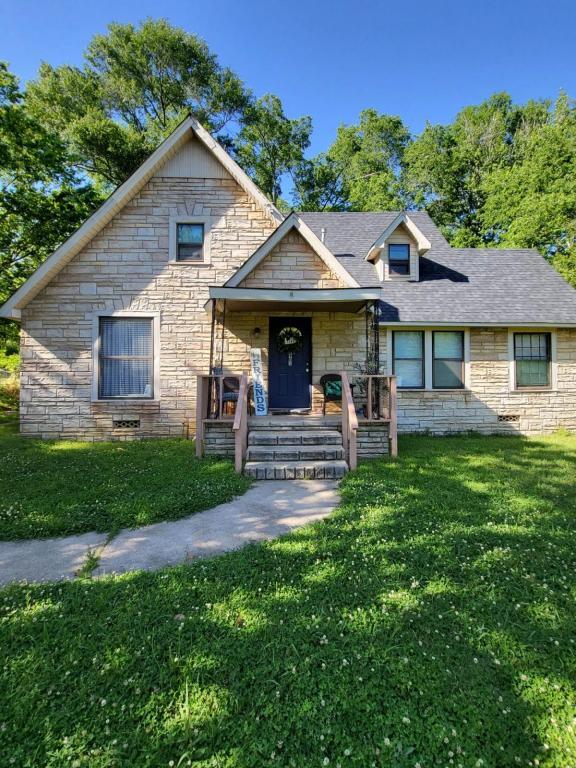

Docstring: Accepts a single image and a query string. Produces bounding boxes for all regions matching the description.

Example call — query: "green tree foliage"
[404,93,551,245]
[26,19,251,186]
[294,109,412,211]
[0,62,101,345]
[480,94,576,284]
[404,92,576,286]
[233,94,312,204]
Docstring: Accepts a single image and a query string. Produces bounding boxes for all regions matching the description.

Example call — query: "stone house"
[2,116,576,479]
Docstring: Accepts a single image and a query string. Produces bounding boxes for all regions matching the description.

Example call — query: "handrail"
[341,371,358,471]
[389,375,398,458]
[233,371,249,473]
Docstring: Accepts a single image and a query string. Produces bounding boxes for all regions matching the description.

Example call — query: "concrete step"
[249,418,340,431]
[244,459,348,480]
[246,444,345,462]
[248,429,343,446]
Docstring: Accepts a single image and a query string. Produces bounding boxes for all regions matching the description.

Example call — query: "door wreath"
[276,326,303,366]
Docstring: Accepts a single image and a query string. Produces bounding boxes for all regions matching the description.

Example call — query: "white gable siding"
[155,136,232,179]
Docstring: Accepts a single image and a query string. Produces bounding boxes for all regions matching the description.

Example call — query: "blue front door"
[268,317,312,410]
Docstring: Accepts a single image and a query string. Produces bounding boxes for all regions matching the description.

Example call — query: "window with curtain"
[393,331,424,388]
[177,222,204,261]
[433,331,464,389]
[514,333,550,388]
[98,317,154,399]
[388,243,410,275]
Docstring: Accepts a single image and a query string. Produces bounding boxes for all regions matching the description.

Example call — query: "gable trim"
[0,116,283,320]
[225,212,359,289]
[366,212,432,262]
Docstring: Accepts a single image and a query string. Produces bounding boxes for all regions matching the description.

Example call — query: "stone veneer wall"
[203,420,235,457]
[19,175,276,440]
[382,327,576,435]
[222,310,366,414]
[239,230,345,289]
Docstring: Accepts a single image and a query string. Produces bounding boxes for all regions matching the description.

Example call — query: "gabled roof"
[225,212,360,288]
[365,212,431,261]
[0,115,283,320]
[300,211,446,286]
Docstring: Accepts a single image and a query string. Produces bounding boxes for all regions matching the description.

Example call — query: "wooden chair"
[319,373,342,415]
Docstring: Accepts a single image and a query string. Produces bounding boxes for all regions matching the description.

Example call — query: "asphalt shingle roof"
[300,211,576,325]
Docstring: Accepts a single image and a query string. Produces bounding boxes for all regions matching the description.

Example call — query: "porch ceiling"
[206,286,382,313]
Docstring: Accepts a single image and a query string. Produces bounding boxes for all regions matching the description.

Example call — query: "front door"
[268,317,312,410]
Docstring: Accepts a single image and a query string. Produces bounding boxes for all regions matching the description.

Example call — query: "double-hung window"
[514,333,550,389]
[393,331,424,388]
[176,223,205,261]
[388,243,410,276]
[433,331,464,389]
[98,317,154,399]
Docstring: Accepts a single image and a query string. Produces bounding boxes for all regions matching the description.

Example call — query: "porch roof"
[206,286,382,313]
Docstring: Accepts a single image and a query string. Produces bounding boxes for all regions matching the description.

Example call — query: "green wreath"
[276,326,303,355]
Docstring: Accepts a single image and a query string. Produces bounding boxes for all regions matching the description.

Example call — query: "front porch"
[195,286,397,477]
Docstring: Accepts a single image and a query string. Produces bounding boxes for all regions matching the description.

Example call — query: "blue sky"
[1,0,575,154]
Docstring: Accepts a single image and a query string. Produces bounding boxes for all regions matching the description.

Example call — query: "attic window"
[169,215,211,264]
[388,243,410,275]
[177,223,204,261]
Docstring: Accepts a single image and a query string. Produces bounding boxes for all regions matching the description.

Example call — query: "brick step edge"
[246,447,346,461]
[244,460,348,480]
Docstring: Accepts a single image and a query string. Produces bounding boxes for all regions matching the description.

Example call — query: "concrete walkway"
[0,480,339,585]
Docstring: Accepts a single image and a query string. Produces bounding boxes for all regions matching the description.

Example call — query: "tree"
[404,93,550,245]
[480,94,576,286]
[329,109,412,211]
[26,19,251,186]
[292,154,347,211]
[293,109,412,212]
[233,94,312,204]
[0,63,101,345]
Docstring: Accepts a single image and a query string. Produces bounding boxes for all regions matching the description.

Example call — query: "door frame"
[268,316,313,411]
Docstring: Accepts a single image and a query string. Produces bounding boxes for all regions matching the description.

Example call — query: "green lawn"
[1,433,576,766]
[0,418,250,539]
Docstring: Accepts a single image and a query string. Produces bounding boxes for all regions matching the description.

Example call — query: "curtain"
[393,332,424,388]
[99,318,153,398]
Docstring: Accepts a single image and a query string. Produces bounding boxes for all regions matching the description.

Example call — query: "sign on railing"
[250,349,268,417]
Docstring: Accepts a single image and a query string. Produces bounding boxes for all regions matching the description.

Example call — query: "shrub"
[0,373,19,411]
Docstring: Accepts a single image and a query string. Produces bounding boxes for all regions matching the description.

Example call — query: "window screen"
[393,331,424,388]
[433,331,464,389]
[99,318,153,398]
[514,333,550,388]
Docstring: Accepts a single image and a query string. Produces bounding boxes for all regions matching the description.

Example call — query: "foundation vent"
[497,414,520,423]
[113,419,141,429]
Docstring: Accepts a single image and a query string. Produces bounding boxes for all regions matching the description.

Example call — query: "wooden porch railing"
[195,373,241,458]
[233,371,249,473]
[341,371,358,470]
[351,374,398,458]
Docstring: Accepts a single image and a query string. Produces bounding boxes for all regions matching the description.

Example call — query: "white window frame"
[508,329,557,392]
[386,328,471,390]
[91,311,161,402]
[169,215,212,264]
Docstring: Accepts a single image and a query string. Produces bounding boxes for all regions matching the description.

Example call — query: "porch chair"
[319,373,342,415]
[221,376,240,416]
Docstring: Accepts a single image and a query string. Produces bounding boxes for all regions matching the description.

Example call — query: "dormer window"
[388,243,410,276]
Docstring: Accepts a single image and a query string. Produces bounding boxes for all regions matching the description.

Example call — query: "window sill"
[170,260,211,267]
[91,399,161,407]
[510,388,555,394]
[398,388,470,393]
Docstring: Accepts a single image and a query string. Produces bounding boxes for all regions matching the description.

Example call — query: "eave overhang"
[206,286,381,313]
